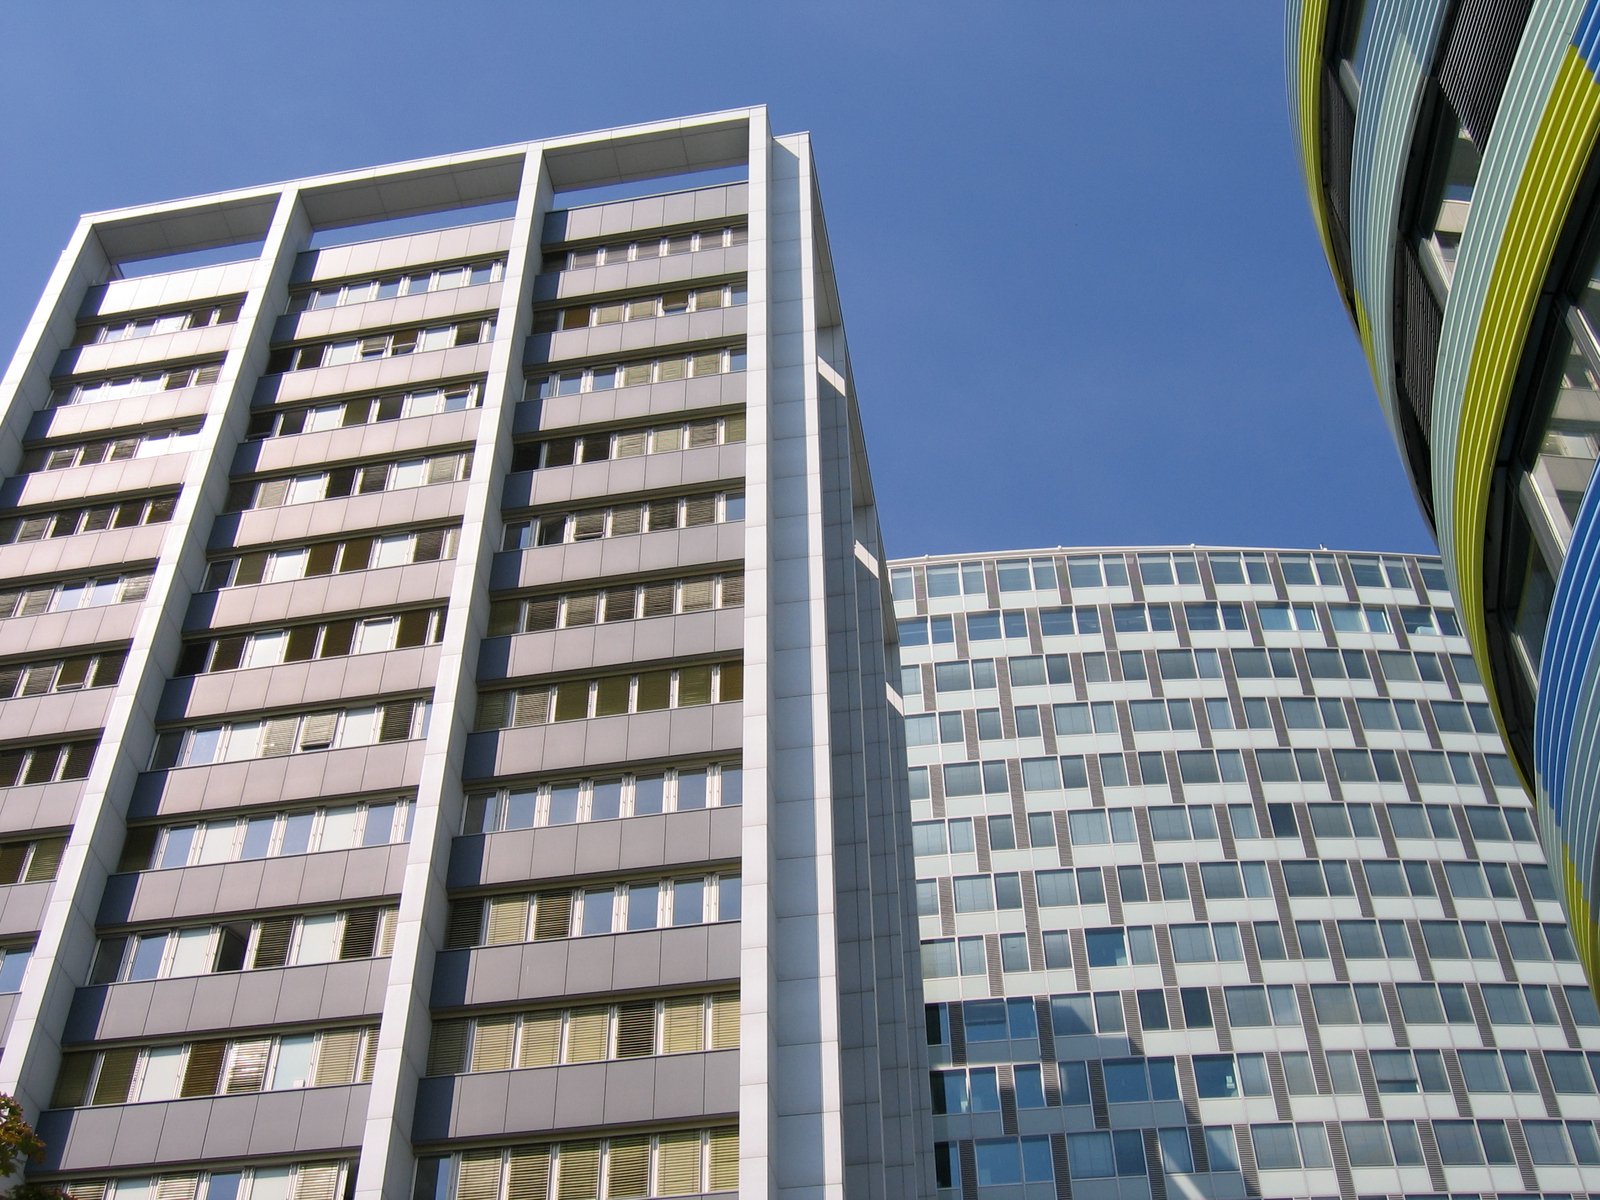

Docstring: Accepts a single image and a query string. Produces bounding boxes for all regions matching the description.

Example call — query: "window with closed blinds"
[223,1039,272,1093]
[376,907,398,956]
[485,896,529,945]
[52,1051,93,1107]
[23,837,63,882]
[506,1148,551,1200]
[471,1015,516,1072]
[662,998,705,1054]
[446,900,484,948]
[340,908,379,959]
[614,1002,655,1058]
[313,1030,362,1085]
[456,1151,503,1200]
[252,918,293,968]
[428,1020,468,1075]
[555,1142,600,1200]
[378,700,416,742]
[709,994,739,1049]
[180,1041,227,1097]
[532,893,572,941]
[292,1165,341,1200]
[605,1137,649,1199]
[299,711,338,750]
[654,1133,702,1196]
[565,1007,609,1062]
[153,1176,199,1200]
[518,1013,561,1068]
[706,1130,737,1192]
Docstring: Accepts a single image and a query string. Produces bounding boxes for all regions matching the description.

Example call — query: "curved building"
[1287,0,1600,977]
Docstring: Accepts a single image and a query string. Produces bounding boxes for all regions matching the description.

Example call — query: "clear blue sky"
[0,2,1433,559]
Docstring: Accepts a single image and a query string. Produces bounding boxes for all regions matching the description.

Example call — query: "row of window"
[911,647,1477,694]
[92,906,397,984]
[225,449,472,512]
[532,283,746,334]
[123,799,412,872]
[0,571,152,620]
[425,992,737,1075]
[897,550,1444,599]
[265,318,495,374]
[474,660,743,730]
[74,300,241,346]
[176,608,445,676]
[903,600,1460,645]
[464,764,742,834]
[0,837,64,885]
[245,381,481,440]
[443,873,740,949]
[0,650,125,700]
[51,362,221,407]
[289,258,504,313]
[149,699,430,769]
[0,495,177,546]
[21,425,203,473]
[486,571,743,637]
[202,526,458,590]
[52,1026,377,1108]
[542,222,747,272]
[511,412,745,472]
[416,1128,738,1200]
[526,345,745,400]
[0,740,96,788]
[64,1160,347,1200]
[501,489,745,550]
[913,797,1536,860]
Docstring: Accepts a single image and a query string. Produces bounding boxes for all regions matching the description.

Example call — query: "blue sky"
[0,3,1432,558]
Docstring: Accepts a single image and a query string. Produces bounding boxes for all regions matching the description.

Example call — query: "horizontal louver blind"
[707,1129,738,1191]
[446,900,484,948]
[710,994,739,1049]
[486,896,529,945]
[378,700,415,742]
[223,1038,271,1093]
[292,1165,340,1200]
[470,1014,516,1072]
[90,1047,138,1104]
[532,892,572,941]
[614,1001,655,1058]
[313,1030,361,1085]
[429,1021,468,1075]
[606,1137,649,1199]
[456,1151,502,1200]
[261,717,298,758]
[253,918,293,968]
[154,1175,199,1200]
[340,908,379,959]
[680,580,713,611]
[518,1012,561,1068]
[506,1147,551,1200]
[299,711,338,750]
[556,1142,599,1200]
[51,1052,93,1107]
[662,998,705,1054]
[565,1007,608,1062]
[24,838,64,881]
[655,1132,702,1196]
[377,907,398,956]
[181,1040,227,1097]
[512,690,550,728]
[610,506,642,536]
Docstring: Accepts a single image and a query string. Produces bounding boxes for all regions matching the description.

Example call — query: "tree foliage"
[0,1096,69,1200]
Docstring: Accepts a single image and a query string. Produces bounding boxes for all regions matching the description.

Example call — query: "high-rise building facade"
[1285,0,1600,971]
[894,545,1600,1200]
[0,109,930,1200]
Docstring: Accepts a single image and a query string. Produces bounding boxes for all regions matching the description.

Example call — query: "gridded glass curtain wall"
[1286,0,1600,977]
[894,545,1600,1200]
[0,110,930,1200]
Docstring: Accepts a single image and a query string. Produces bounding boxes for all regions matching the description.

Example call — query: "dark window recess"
[1437,0,1536,149]
[1396,244,1442,526]
[1320,64,1359,306]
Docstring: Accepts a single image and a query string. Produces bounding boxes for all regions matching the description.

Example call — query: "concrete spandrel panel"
[0,881,52,938]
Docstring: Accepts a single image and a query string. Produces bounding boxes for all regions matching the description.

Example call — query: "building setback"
[0,109,930,1200]
[894,546,1600,1199]
[1286,0,1600,974]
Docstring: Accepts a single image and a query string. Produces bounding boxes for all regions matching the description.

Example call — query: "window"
[289,259,504,313]
[543,224,746,272]
[0,837,66,884]
[1258,603,1318,631]
[419,1128,737,1200]
[533,282,746,334]
[0,740,97,787]
[0,494,178,546]
[513,412,746,472]
[528,345,747,400]
[0,650,125,699]
[21,426,205,472]
[52,362,222,407]
[444,872,738,948]
[465,765,739,834]
[266,318,496,373]
[150,700,430,768]
[203,526,459,589]
[125,799,411,870]
[247,382,482,439]
[177,609,445,675]
[502,489,745,550]
[75,299,243,345]
[476,659,741,729]
[225,450,472,511]
[92,905,396,984]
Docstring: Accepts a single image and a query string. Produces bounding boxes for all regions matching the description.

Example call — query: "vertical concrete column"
[354,146,551,1200]
[0,188,309,1115]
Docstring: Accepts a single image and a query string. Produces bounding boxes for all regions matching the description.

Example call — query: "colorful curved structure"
[1289,0,1600,974]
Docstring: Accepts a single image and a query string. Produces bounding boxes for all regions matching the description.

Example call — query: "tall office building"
[1286,0,1600,970]
[895,545,1600,1200]
[0,109,931,1200]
